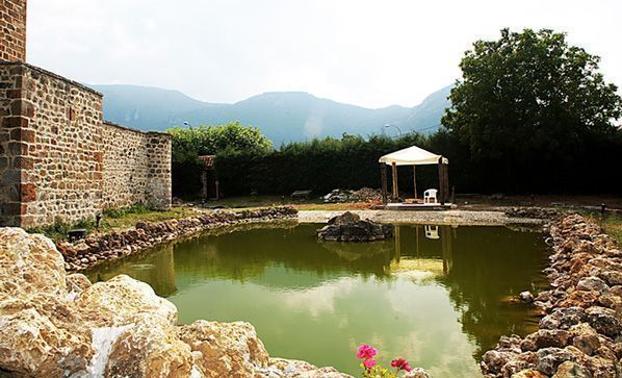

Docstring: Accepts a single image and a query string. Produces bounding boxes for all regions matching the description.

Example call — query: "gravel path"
[298,209,543,226]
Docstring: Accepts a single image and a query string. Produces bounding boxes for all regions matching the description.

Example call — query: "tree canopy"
[441,28,622,192]
[167,121,273,163]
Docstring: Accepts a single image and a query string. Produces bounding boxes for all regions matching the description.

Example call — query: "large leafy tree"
[167,121,273,163]
[442,28,622,192]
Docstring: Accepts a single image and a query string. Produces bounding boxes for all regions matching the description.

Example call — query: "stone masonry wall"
[0,62,171,228]
[102,122,171,210]
[0,0,27,62]
[0,63,23,225]
[19,64,104,227]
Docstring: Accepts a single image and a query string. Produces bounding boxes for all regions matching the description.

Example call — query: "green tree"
[167,121,273,163]
[442,28,622,192]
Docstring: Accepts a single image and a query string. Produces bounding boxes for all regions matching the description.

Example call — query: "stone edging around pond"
[57,206,298,272]
[481,214,622,377]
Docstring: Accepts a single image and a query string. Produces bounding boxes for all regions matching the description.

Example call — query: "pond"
[87,222,548,377]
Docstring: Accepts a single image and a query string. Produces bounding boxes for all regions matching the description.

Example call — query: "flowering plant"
[356,344,414,378]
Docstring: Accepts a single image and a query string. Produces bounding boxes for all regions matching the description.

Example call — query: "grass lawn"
[596,213,622,245]
[28,205,202,241]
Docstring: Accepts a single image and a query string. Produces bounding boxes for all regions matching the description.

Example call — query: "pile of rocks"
[57,206,298,272]
[323,188,382,203]
[0,228,349,377]
[481,214,622,377]
[317,212,393,242]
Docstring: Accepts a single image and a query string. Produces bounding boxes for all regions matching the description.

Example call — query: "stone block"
[20,183,36,202]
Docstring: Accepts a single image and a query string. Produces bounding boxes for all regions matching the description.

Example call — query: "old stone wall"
[0,63,171,228]
[0,63,23,225]
[102,122,171,210]
[19,64,104,228]
[0,0,27,62]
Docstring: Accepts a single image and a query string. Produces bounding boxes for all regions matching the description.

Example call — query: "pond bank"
[298,208,549,226]
[58,206,297,272]
[481,214,622,377]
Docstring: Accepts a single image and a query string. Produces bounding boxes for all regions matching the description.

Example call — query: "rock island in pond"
[317,212,393,242]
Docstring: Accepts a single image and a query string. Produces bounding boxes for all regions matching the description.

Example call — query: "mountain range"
[90,84,452,145]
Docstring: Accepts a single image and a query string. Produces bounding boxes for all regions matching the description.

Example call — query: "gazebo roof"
[379,145,449,166]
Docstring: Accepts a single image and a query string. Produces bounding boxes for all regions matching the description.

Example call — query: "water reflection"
[88,223,546,377]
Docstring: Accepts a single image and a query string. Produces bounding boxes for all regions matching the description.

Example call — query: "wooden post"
[438,157,445,205]
[413,165,417,199]
[380,163,388,204]
[391,162,399,201]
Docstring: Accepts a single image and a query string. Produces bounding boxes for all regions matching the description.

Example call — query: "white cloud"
[27,0,622,108]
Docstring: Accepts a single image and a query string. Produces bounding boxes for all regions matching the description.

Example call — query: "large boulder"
[75,274,178,327]
[105,313,195,378]
[178,320,269,377]
[0,228,66,300]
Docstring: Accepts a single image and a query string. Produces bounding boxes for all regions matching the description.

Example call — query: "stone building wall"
[0,62,171,228]
[0,63,24,226]
[0,0,27,62]
[102,122,171,210]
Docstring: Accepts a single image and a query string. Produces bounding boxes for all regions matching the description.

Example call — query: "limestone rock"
[66,273,92,300]
[585,306,622,338]
[260,358,352,378]
[511,369,547,378]
[0,228,66,301]
[520,329,570,351]
[178,320,269,377]
[105,313,195,378]
[76,274,178,327]
[569,323,601,355]
[0,305,93,377]
[552,361,590,378]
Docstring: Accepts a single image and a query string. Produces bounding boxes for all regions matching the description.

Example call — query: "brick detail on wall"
[0,0,27,62]
[0,62,172,228]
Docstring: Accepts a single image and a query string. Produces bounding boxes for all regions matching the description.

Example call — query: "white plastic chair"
[423,189,438,204]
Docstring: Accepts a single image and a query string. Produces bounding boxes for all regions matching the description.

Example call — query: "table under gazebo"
[378,145,450,207]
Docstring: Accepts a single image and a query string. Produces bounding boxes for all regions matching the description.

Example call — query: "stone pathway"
[298,209,544,226]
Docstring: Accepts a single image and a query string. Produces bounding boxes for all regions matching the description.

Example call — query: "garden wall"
[0,62,171,228]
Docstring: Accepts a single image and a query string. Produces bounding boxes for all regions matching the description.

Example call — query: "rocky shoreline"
[57,206,298,272]
[481,214,622,377]
[0,227,350,377]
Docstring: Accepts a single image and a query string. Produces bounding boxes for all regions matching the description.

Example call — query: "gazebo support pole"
[391,162,399,201]
[438,157,445,205]
[380,163,388,204]
[413,165,417,199]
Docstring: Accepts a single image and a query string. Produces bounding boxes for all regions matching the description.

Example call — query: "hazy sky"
[28,0,621,108]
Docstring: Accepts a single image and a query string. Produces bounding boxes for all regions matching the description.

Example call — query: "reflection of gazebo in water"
[378,145,451,208]
[390,225,454,277]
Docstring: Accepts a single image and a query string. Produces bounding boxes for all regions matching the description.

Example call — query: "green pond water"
[88,223,548,377]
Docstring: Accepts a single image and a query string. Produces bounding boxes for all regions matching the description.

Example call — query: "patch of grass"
[584,211,622,245]
[600,214,622,245]
[28,205,201,241]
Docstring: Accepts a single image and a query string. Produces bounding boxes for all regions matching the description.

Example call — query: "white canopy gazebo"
[378,146,450,205]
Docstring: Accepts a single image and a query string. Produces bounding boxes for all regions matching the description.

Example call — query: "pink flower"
[356,344,378,360]
[391,358,413,372]
[363,359,377,369]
